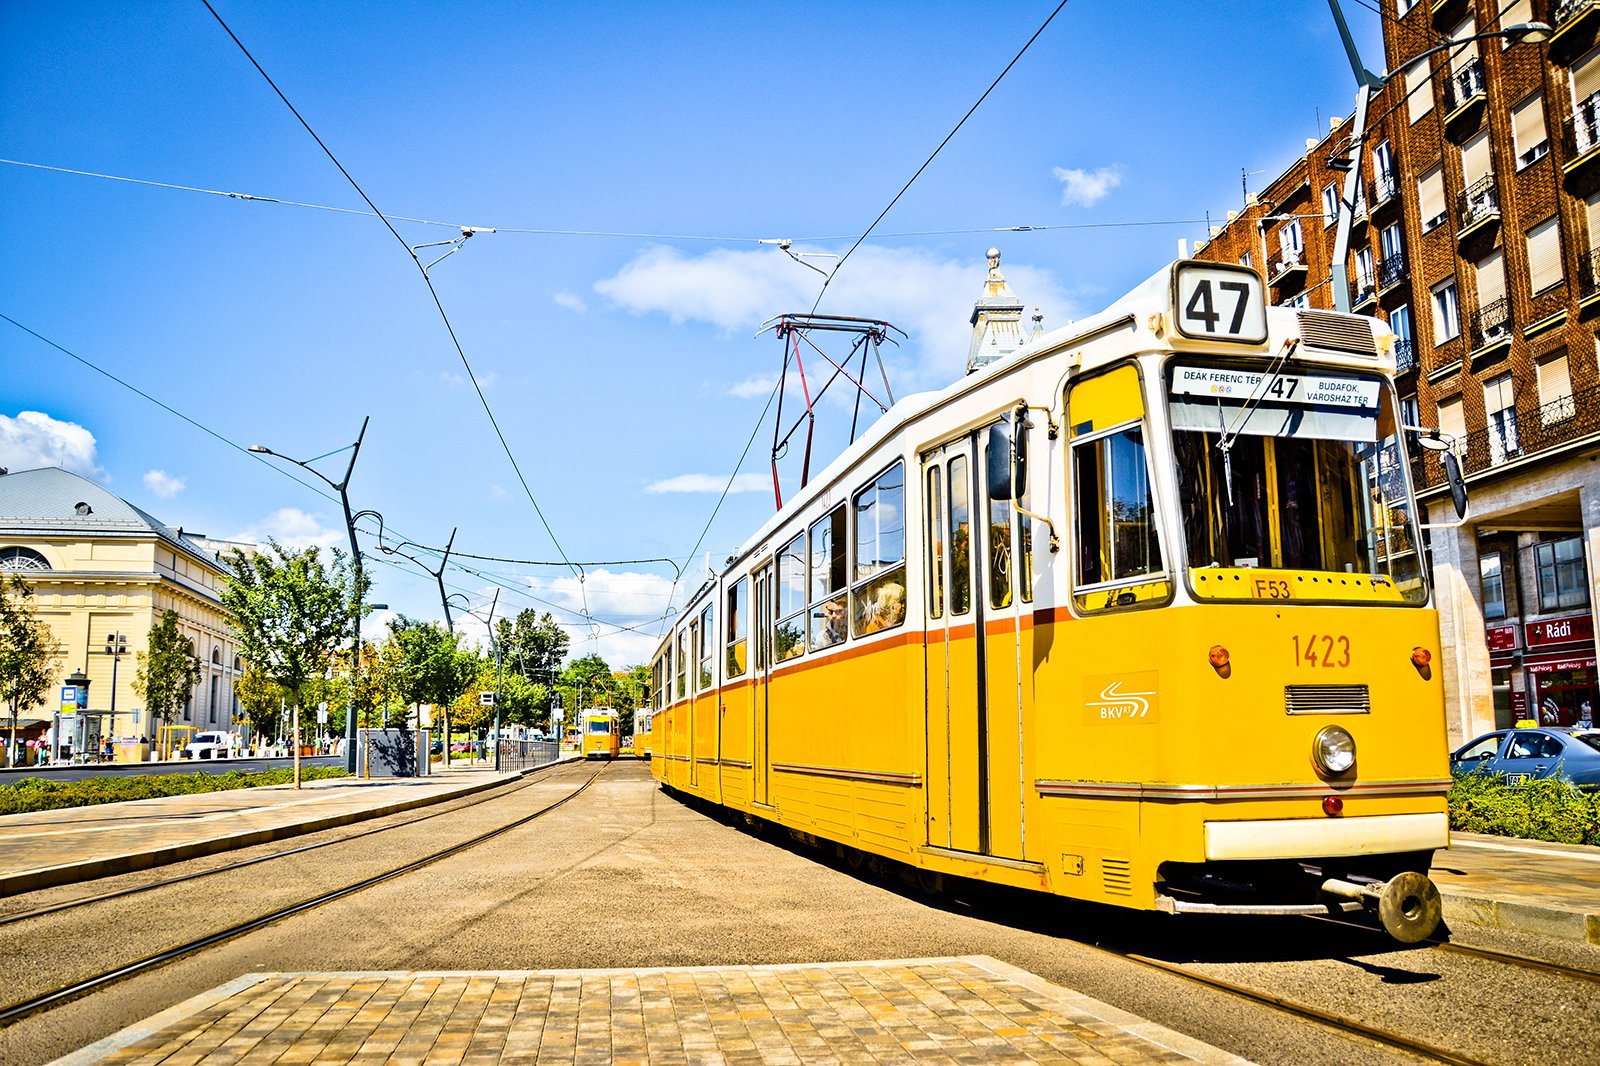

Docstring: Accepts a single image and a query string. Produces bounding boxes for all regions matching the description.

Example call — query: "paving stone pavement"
[53,957,1255,1065]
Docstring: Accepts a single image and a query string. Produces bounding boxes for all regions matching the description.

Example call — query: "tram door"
[922,428,1028,861]
[752,563,774,806]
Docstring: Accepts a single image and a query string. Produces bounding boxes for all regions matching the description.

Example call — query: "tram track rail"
[0,759,611,1028]
[0,759,575,929]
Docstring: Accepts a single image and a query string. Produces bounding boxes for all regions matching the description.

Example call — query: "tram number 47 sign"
[1173,263,1267,344]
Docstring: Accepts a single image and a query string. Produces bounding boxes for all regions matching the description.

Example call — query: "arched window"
[233,655,242,672]
[0,547,51,571]
[212,647,222,666]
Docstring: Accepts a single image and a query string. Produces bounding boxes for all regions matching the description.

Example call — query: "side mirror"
[1443,451,1468,520]
[987,422,1012,501]
[985,409,1030,502]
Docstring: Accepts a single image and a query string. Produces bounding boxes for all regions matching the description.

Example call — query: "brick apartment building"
[1197,0,1599,743]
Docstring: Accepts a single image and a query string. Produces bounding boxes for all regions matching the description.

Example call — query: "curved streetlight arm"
[1324,2,1551,312]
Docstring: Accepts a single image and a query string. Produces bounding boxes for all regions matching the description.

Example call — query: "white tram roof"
[705,259,1392,600]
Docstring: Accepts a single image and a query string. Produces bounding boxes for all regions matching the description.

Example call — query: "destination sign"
[1171,367,1380,409]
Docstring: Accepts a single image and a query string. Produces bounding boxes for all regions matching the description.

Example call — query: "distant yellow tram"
[651,260,1462,942]
[582,708,620,760]
[632,709,653,761]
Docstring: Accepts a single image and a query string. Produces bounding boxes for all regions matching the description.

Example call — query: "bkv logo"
[1084,674,1158,723]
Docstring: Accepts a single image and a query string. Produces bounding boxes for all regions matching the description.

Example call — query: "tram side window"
[1069,366,1168,612]
[675,627,689,699]
[809,505,848,650]
[698,602,714,689]
[927,466,945,619]
[852,461,906,637]
[776,532,807,661]
[949,455,972,616]
[726,577,748,677]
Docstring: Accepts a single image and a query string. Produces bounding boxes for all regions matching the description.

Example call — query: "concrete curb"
[0,765,551,897]
[1439,890,1600,945]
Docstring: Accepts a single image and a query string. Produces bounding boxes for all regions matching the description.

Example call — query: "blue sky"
[1,1,1386,666]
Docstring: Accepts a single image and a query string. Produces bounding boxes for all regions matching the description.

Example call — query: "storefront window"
[1535,537,1587,612]
[1480,552,1506,620]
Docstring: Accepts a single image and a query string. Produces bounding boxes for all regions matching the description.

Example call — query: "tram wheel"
[914,869,944,896]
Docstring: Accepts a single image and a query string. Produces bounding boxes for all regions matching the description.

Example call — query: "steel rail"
[1306,912,1600,986]
[0,762,571,929]
[0,761,610,1027]
[1119,950,1494,1066]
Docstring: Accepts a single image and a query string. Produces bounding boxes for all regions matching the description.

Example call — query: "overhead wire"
[0,158,1213,243]
[198,0,592,634]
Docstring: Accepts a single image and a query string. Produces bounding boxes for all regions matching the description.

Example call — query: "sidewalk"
[0,766,524,896]
[1433,831,1600,945]
[53,956,1256,1066]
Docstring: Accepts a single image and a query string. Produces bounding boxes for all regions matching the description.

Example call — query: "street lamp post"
[103,632,128,760]
[249,416,372,773]
[1324,1,1551,312]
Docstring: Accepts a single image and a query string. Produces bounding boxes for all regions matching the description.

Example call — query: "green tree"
[221,541,364,787]
[1,576,62,766]
[499,610,569,687]
[233,663,286,744]
[558,653,613,725]
[389,615,476,764]
[132,608,202,749]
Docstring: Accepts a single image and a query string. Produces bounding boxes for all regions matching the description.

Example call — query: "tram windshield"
[1165,361,1426,603]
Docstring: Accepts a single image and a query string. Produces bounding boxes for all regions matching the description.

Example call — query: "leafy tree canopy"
[132,609,202,727]
[1,575,62,724]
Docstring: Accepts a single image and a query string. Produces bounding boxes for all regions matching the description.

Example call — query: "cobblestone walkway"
[56,956,1252,1065]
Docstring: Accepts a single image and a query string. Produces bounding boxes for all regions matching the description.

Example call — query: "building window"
[1573,47,1600,156]
[1511,93,1548,168]
[1535,537,1589,612]
[1239,251,1252,269]
[1279,218,1303,261]
[1418,167,1446,232]
[0,546,51,570]
[1405,53,1433,124]
[1474,250,1508,341]
[1323,183,1340,226]
[1400,393,1420,432]
[1537,349,1574,424]
[1281,291,1310,309]
[1461,130,1491,190]
[1481,552,1506,621]
[1431,278,1460,341]
[1374,139,1396,194]
[1526,217,1564,295]
[1484,373,1519,463]
[1438,396,1467,457]
[209,676,218,724]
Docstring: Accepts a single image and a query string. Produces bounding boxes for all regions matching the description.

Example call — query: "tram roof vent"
[1296,311,1378,358]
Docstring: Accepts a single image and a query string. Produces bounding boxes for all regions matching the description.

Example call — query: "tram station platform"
[52,956,1253,1066]
[0,763,527,897]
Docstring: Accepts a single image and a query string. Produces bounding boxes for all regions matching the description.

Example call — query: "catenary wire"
[198,1,591,632]
[809,0,1071,314]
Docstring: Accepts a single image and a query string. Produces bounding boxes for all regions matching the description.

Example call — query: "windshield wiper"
[1215,338,1300,507]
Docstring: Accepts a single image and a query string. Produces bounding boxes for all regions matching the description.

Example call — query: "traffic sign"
[480,691,497,706]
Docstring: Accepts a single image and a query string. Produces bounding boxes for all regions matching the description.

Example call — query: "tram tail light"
[1410,647,1433,680]
[1322,795,1344,816]
[1208,645,1231,679]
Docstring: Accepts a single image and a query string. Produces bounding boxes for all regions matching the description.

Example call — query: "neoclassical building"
[0,466,243,762]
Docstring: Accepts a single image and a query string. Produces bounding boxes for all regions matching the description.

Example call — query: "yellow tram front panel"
[583,712,620,760]
[1029,599,1449,906]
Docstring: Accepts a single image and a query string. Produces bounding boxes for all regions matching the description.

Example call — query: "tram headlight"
[1313,726,1356,776]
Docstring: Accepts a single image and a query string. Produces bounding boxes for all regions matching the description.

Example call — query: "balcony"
[1581,248,1600,309]
[1370,171,1400,214]
[1394,338,1417,375]
[1551,0,1600,64]
[1268,252,1307,289]
[1457,175,1501,244]
[1468,297,1513,362]
[1378,256,1407,294]
[1563,93,1600,177]
[1351,275,1378,310]
[1442,60,1487,136]
[1412,383,1600,489]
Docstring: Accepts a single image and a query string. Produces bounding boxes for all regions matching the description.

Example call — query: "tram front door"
[922,428,1029,862]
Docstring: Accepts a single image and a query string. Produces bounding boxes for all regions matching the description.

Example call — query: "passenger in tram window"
[855,574,906,636]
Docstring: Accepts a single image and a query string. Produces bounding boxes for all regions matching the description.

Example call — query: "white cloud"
[0,410,102,478]
[727,375,777,399]
[438,369,498,390]
[541,568,676,620]
[227,507,343,551]
[553,290,588,313]
[594,245,1077,388]
[143,469,185,499]
[645,473,769,495]
[1052,165,1122,207]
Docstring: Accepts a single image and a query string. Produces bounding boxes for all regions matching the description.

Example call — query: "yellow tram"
[650,261,1458,942]
[582,708,620,760]
[632,709,653,761]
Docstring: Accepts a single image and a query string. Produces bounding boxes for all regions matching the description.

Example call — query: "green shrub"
[0,766,348,815]
[1448,770,1600,845]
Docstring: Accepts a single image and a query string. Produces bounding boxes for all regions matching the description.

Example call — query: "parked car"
[181,731,232,760]
[1450,728,1600,790]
